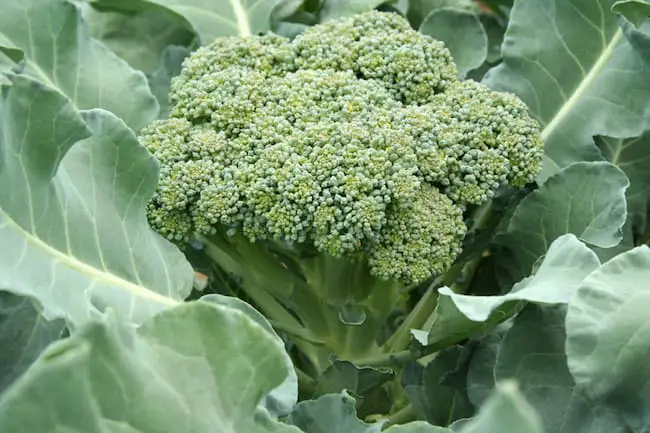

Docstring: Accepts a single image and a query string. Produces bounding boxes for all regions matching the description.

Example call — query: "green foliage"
[418,7,488,78]
[483,0,650,182]
[0,294,66,394]
[0,0,159,131]
[612,0,650,27]
[1,0,650,432]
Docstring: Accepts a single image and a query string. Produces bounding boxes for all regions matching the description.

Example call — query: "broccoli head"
[140,10,543,364]
[141,11,542,286]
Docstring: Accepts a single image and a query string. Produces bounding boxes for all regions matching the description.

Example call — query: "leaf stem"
[355,338,452,368]
[384,403,417,427]
[382,287,438,354]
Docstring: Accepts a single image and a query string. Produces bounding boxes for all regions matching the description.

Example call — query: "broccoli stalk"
[139,11,543,373]
[200,230,402,372]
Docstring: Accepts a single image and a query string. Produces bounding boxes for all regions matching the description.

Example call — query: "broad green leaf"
[90,0,285,44]
[387,423,452,433]
[314,360,393,417]
[0,0,158,131]
[80,3,195,73]
[407,0,474,27]
[0,41,22,81]
[419,7,488,78]
[424,234,600,346]
[458,381,543,433]
[0,55,14,85]
[496,305,628,433]
[390,0,409,14]
[479,0,513,9]
[621,17,650,62]
[483,0,650,181]
[201,294,298,418]
[146,45,191,118]
[597,133,650,236]
[286,391,451,432]
[319,0,387,21]
[402,345,475,426]
[0,75,193,327]
[591,218,636,263]
[0,293,66,394]
[0,302,301,433]
[466,322,511,407]
[287,391,386,432]
[495,162,628,284]
[481,14,506,64]
[385,421,452,433]
[274,21,311,38]
[566,245,650,432]
[612,0,650,27]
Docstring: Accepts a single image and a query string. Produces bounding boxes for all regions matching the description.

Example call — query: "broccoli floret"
[140,11,542,365]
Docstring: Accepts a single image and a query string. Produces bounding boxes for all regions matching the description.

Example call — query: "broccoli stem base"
[199,232,405,373]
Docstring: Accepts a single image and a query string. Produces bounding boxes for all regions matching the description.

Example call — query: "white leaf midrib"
[1,207,179,307]
[228,0,252,37]
[541,28,623,141]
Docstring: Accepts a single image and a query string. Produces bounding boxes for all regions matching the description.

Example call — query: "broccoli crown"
[141,11,543,285]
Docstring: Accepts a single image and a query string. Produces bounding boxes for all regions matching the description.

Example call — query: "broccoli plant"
[3,0,650,432]
[139,11,543,370]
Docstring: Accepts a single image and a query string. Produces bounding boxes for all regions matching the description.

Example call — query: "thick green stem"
[294,254,405,361]
[355,334,461,368]
[382,287,438,354]
[384,404,417,428]
[200,233,406,372]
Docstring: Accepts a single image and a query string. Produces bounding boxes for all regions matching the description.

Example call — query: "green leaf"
[612,0,650,27]
[0,75,194,327]
[201,294,298,418]
[424,234,600,346]
[597,133,650,237]
[419,7,488,78]
[146,45,191,118]
[457,381,544,433]
[496,305,628,433]
[0,0,158,131]
[80,3,195,73]
[319,0,387,21]
[286,391,451,432]
[495,162,629,284]
[287,391,386,432]
[620,17,650,62]
[0,42,22,82]
[387,422,452,433]
[0,293,66,394]
[90,0,285,44]
[483,0,650,182]
[465,322,511,407]
[314,360,394,417]
[389,0,409,14]
[402,345,475,426]
[480,13,506,64]
[0,302,302,432]
[566,245,650,431]
[406,0,474,28]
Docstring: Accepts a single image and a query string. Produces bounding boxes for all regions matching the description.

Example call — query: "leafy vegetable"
[2,0,650,431]
[0,0,159,130]
[419,7,488,78]
[0,74,193,327]
[612,0,650,27]
[483,0,650,182]
[89,0,287,43]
